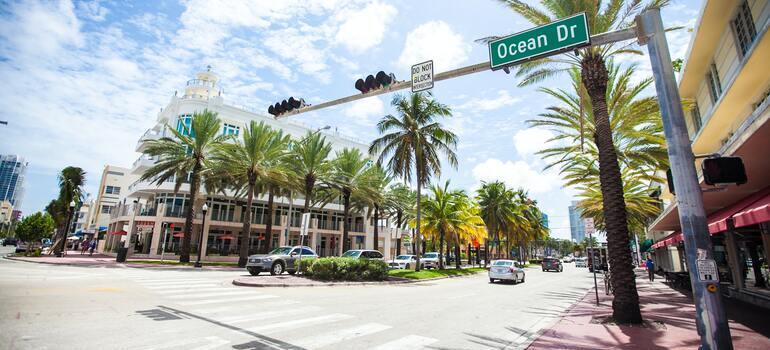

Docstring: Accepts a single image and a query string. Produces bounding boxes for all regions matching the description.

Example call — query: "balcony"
[135,128,163,152]
[131,154,158,174]
[186,79,216,88]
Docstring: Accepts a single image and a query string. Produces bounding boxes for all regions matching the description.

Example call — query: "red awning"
[218,234,236,240]
[652,231,682,249]
[708,186,770,234]
[172,232,184,238]
[733,190,770,229]
[110,230,127,235]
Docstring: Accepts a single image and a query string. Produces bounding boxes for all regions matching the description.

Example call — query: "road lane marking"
[246,314,353,334]
[369,335,439,350]
[293,323,392,349]
[155,287,236,295]
[193,300,300,315]
[216,307,322,324]
[178,294,277,306]
[145,283,219,290]
[178,290,261,299]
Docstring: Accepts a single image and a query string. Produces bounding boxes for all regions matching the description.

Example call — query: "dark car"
[542,257,563,272]
[3,237,18,246]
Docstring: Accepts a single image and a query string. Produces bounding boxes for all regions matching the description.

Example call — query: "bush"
[303,257,388,282]
[529,259,542,265]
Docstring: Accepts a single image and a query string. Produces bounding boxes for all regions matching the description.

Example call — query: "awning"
[218,234,236,240]
[98,226,108,232]
[172,232,184,238]
[110,230,127,235]
[652,231,683,249]
[733,190,770,229]
[708,185,770,233]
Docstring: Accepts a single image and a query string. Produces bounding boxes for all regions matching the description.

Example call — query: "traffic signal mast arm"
[273,26,636,119]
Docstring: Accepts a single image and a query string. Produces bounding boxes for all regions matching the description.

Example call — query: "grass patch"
[388,267,486,280]
[127,260,239,267]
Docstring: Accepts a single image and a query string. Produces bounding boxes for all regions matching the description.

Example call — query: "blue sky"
[0,0,701,239]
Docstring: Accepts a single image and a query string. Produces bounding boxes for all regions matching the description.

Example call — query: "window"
[706,63,722,103]
[222,123,240,136]
[176,114,193,136]
[732,1,757,56]
[106,171,124,176]
[105,186,121,195]
[101,205,113,214]
[301,248,315,255]
[690,102,703,138]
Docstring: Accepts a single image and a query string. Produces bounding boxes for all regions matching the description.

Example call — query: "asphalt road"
[0,247,596,350]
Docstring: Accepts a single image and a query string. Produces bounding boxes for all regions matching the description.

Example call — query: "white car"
[388,255,418,270]
[562,256,574,263]
[489,259,526,284]
[575,257,587,267]
[420,252,440,269]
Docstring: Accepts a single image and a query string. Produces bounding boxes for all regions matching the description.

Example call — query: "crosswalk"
[120,273,441,350]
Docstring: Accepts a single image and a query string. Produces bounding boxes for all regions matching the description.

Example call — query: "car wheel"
[559,267,563,272]
[512,276,518,285]
[489,278,495,283]
[405,264,410,270]
[542,268,546,272]
[270,261,285,275]
[521,274,525,283]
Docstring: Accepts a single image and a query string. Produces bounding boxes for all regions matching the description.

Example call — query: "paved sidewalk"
[528,270,770,350]
[5,250,241,270]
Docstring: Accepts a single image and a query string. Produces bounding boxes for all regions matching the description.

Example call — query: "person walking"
[89,239,97,256]
[81,239,89,255]
[646,257,655,282]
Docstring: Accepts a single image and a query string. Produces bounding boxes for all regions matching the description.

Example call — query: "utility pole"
[640,8,732,349]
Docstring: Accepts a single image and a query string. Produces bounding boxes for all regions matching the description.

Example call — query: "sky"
[0,0,702,240]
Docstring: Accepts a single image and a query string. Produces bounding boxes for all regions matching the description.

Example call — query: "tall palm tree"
[384,184,415,256]
[353,165,390,251]
[476,181,518,264]
[498,1,669,323]
[289,131,333,215]
[140,109,227,263]
[369,93,458,271]
[53,166,86,253]
[325,148,372,254]
[211,121,290,267]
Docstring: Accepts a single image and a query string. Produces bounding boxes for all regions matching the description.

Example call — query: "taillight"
[509,267,516,273]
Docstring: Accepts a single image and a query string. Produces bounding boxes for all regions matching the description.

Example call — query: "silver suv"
[341,249,384,260]
[421,252,440,269]
[246,246,317,276]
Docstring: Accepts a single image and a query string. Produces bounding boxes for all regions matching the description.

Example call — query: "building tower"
[0,154,28,209]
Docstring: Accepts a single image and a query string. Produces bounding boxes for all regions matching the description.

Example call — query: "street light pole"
[194,203,208,268]
[640,8,732,349]
[56,201,76,257]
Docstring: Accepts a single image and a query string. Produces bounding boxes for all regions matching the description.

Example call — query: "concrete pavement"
[0,248,594,350]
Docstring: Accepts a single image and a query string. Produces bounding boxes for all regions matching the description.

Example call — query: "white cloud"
[0,0,83,58]
[343,96,385,124]
[471,158,562,194]
[335,1,397,53]
[513,128,553,158]
[397,21,471,71]
[75,0,109,22]
[455,90,521,112]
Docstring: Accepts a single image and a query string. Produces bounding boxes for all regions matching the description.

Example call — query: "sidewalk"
[5,251,241,270]
[528,270,770,350]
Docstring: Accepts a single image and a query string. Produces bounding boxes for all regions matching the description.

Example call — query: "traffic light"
[354,71,396,94]
[267,97,307,116]
[702,156,747,186]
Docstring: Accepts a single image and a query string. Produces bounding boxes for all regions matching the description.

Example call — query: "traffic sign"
[584,218,595,235]
[488,13,590,70]
[411,60,434,92]
[300,213,310,236]
[696,259,719,282]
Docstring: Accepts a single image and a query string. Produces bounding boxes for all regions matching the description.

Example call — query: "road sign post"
[411,60,434,93]
[488,12,590,70]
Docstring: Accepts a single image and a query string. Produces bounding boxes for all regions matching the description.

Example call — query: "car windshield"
[424,253,438,258]
[493,261,513,266]
[342,251,361,257]
[268,247,292,255]
[396,255,412,260]
[544,258,557,262]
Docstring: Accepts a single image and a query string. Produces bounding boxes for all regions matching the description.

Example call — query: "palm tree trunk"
[303,178,313,214]
[582,54,641,324]
[415,184,422,272]
[396,209,402,256]
[445,239,451,269]
[373,204,379,251]
[264,187,275,252]
[342,190,350,254]
[484,240,489,268]
[181,164,201,263]
[438,227,445,269]
[238,183,254,267]
[454,233,461,269]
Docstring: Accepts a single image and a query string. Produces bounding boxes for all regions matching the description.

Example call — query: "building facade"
[101,68,406,261]
[568,201,586,243]
[0,154,28,209]
[649,0,770,307]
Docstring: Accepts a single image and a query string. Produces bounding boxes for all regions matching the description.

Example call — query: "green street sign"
[488,13,590,70]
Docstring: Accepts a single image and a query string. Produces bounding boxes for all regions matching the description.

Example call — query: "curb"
[232,270,486,288]
[2,256,240,272]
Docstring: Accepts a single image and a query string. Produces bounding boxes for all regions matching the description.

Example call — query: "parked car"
[388,255,419,270]
[421,252,441,269]
[542,257,563,272]
[245,246,318,276]
[341,249,384,260]
[561,256,574,263]
[3,237,18,246]
[489,259,526,283]
[575,257,588,268]
[15,242,28,253]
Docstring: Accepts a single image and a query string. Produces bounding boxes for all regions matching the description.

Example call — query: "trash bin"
[116,247,128,263]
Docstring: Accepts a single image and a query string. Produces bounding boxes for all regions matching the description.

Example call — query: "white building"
[101,68,407,261]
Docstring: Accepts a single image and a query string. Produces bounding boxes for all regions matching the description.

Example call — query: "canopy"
[733,190,770,229]
[708,186,770,233]
[110,230,127,236]
[66,236,81,240]
[172,232,184,238]
[651,231,683,249]
[218,234,236,240]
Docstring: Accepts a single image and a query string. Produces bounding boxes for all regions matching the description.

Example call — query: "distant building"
[540,212,549,229]
[0,200,13,224]
[0,154,28,208]
[568,201,586,242]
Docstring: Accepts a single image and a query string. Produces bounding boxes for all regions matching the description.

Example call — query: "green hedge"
[529,259,542,265]
[299,257,389,281]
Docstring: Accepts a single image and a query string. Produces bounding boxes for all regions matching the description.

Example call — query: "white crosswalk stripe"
[292,323,392,349]
[246,313,353,334]
[141,335,229,350]
[178,294,277,306]
[144,283,219,290]
[193,300,300,314]
[369,335,439,350]
[139,279,216,285]
[155,286,237,295]
[216,306,322,324]
[176,290,258,299]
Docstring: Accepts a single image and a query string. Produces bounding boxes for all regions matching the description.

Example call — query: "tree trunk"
[445,238,451,270]
[238,182,255,268]
[582,54,642,324]
[264,187,275,252]
[415,184,422,271]
[396,209,402,256]
[303,176,314,214]
[484,239,489,268]
[454,233,461,269]
[181,164,202,263]
[467,243,472,266]
[438,227,445,269]
[342,190,350,254]
[373,204,379,251]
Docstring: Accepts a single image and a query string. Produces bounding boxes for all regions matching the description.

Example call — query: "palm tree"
[353,165,390,251]
[211,121,290,267]
[498,1,670,323]
[289,131,333,216]
[476,181,519,265]
[140,109,227,263]
[384,184,415,256]
[52,166,86,253]
[369,93,458,271]
[325,148,372,254]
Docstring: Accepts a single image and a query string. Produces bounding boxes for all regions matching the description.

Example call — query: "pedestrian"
[89,240,97,256]
[81,239,89,255]
[646,257,655,282]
